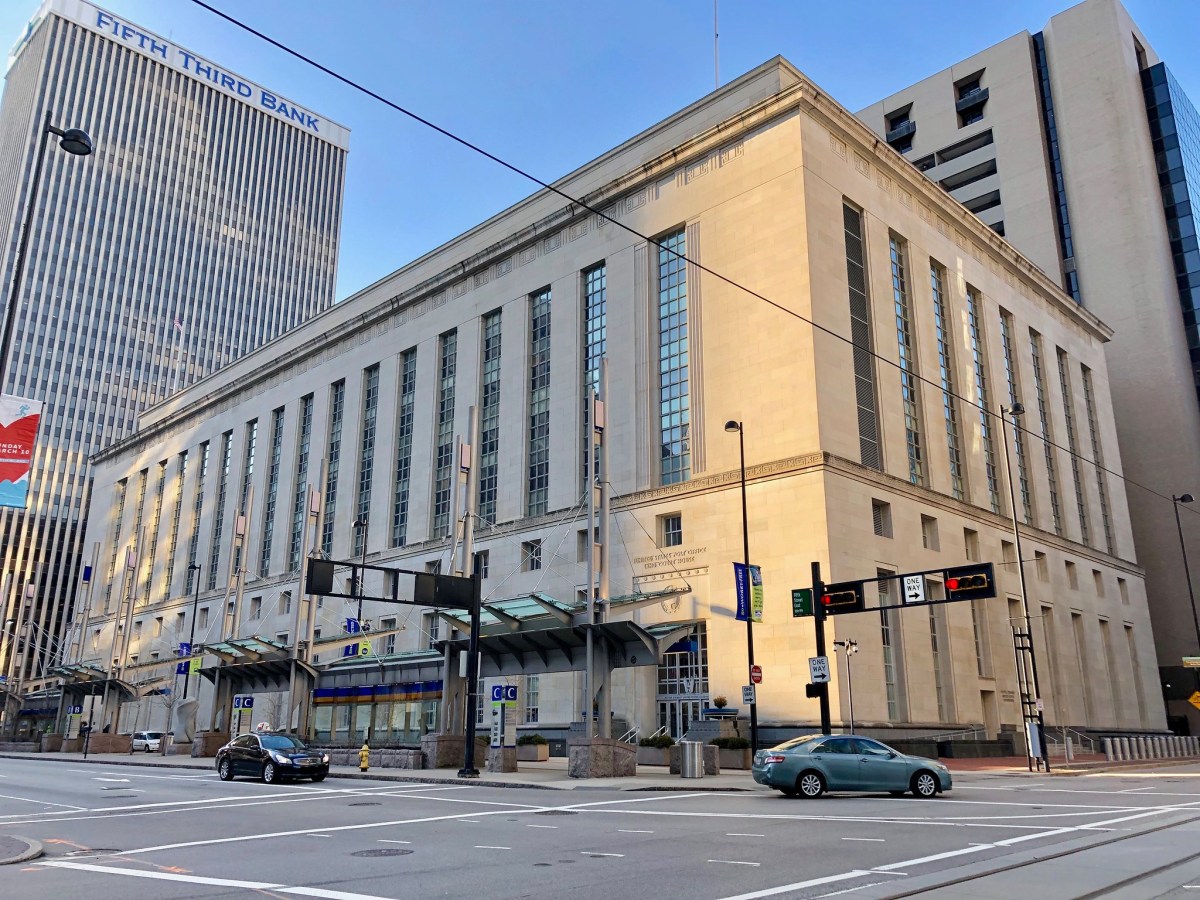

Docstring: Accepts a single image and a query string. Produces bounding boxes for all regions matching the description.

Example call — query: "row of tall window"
[843,201,1113,549]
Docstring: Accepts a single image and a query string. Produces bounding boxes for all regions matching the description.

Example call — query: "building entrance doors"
[658,699,702,739]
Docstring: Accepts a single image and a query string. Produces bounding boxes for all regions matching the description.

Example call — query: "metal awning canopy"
[441,619,695,678]
[200,636,292,665]
[47,664,136,701]
[198,657,317,693]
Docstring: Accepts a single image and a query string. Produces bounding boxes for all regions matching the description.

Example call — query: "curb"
[0,837,43,866]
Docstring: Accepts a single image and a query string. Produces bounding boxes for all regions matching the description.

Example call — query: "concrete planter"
[41,734,63,752]
[517,744,549,762]
[717,748,752,770]
[636,746,672,767]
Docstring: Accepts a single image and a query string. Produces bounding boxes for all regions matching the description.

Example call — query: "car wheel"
[311,774,326,783]
[797,770,826,799]
[218,759,234,781]
[262,762,278,784]
[911,771,938,798]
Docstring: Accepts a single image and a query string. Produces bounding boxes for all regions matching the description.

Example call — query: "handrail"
[921,726,985,742]
[618,726,640,743]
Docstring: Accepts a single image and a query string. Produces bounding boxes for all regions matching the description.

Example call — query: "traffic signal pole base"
[457,767,480,778]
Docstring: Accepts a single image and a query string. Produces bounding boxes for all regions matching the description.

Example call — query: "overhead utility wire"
[190,0,1191,520]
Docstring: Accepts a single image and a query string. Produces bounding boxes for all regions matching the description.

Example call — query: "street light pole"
[1000,403,1050,772]
[1172,494,1200,658]
[833,639,858,733]
[0,111,92,390]
[183,564,201,700]
[725,420,758,755]
[354,518,369,626]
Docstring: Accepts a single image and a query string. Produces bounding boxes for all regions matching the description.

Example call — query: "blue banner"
[734,563,749,621]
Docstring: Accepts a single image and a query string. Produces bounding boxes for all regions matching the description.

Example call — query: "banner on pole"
[733,563,764,623]
[0,395,42,509]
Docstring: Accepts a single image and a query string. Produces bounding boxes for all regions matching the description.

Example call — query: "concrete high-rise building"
[0,0,348,698]
[857,0,1200,731]
[71,57,1161,750]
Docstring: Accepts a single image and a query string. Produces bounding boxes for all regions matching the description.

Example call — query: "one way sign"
[903,574,926,604]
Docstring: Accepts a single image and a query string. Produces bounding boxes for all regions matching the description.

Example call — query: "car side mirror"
[887,752,897,759]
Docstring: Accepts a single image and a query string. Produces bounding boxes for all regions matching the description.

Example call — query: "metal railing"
[618,726,640,744]
[922,726,986,743]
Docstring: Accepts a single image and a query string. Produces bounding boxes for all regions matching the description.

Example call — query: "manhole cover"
[349,802,381,807]
[352,849,413,858]
[536,810,577,816]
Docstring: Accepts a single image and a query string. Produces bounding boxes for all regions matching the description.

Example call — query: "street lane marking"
[38,860,395,899]
[582,851,624,857]
[458,819,481,823]
[618,829,652,833]
[307,834,332,838]
[378,839,411,844]
[727,833,765,837]
[476,845,511,850]
[842,837,885,842]
[710,860,760,866]
[0,792,85,810]
[526,824,557,829]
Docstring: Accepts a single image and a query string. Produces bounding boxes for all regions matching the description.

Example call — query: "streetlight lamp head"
[724,420,741,433]
[187,563,201,572]
[1179,493,1195,505]
[1007,402,1025,417]
[57,128,92,156]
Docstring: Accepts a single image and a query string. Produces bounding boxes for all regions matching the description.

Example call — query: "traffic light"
[819,580,865,615]
[944,563,996,601]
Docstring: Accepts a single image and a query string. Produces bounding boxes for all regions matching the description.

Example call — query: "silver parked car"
[752,734,952,798]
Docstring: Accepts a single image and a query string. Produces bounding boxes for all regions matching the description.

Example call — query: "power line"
[189,0,1197,528]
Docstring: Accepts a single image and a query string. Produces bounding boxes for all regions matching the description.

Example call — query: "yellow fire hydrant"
[359,742,370,772]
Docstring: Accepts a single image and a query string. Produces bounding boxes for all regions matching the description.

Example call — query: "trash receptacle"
[680,741,704,779]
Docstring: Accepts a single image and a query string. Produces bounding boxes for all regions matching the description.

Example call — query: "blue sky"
[4,1,1198,300]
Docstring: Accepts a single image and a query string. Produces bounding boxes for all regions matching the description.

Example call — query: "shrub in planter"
[712,696,728,709]
[638,734,676,748]
[517,733,548,746]
[709,736,750,750]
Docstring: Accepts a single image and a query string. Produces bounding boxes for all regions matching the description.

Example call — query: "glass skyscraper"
[0,0,347,688]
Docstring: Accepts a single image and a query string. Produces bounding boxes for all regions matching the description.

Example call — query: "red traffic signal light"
[943,563,996,601]
[819,580,865,615]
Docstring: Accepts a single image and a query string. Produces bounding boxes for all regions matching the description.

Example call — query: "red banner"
[0,395,43,509]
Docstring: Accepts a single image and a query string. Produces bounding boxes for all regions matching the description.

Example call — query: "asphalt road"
[4,758,1200,898]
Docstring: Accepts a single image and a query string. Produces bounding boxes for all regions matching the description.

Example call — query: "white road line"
[526,824,557,829]
[458,819,481,823]
[709,860,761,866]
[475,845,510,850]
[842,837,885,842]
[727,833,765,837]
[618,829,653,833]
[37,860,394,899]
[582,851,625,857]
[94,777,129,782]
[378,839,411,844]
[307,834,333,838]
[0,792,85,810]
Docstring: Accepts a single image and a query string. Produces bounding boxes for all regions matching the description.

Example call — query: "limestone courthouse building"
[67,58,1164,752]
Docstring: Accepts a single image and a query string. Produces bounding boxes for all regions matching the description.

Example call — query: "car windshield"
[146,732,164,739]
[771,734,822,751]
[260,735,307,751]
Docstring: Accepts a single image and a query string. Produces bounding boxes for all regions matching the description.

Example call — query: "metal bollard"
[1114,737,1124,761]
[1157,737,1167,758]
[1103,738,1113,762]
[1136,736,1147,759]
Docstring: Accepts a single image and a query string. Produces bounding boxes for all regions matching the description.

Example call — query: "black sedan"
[216,732,330,784]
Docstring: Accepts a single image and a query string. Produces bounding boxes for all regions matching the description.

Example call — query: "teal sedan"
[752,734,952,798]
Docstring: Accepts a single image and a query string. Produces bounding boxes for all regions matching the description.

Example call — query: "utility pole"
[459,406,481,778]
[584,386,597,737]
[597,359,611,739]
[812,561,831,734]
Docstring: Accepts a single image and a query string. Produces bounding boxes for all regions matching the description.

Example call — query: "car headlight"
[269,751,291,764]
[321,753,330,764]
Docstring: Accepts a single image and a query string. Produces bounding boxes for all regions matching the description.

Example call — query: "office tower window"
[528,292,552,514]
[233,419,258,574]
[354,365,380,556]
[661,514,683,548]
[321,381,346,556]
[970,599,992,677]
[885,105,915,153]
[186,443,208,593]
[872,499,893,537]
[380,617,397,655]
[657,231,690,484]
[890,235,924,485]
[260,407,285,576]
[1081,367,1115,555]
[433,332,458,535]
[928,596,953,721]
[479,312,502,525]
[878,571,906,720]
[524,675,540,724]
[423,611,441,651]
[522,540,542,571]
[582,263,607,485]
[1030,331,1063,535]
[105,479,128,608]
[930,263,966,500]
[844,204,880,469]
[473,550,489,579]
[144,462,166,602]
[956,71,987,127]
[921,515,939,551]
[1033,33,1081,304]
[249,596,262,619]
[165,451,187,597]
[965,287,1000,513]
[392,350,417,546]
[999,311,1033,525]
[1056,349,1091,546]
[209,432,233,590]
[289,396,314,572]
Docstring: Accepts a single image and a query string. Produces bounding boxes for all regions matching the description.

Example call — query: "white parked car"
[131,731,164,752]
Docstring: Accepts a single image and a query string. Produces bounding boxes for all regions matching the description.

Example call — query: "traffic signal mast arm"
[821,563,995,616]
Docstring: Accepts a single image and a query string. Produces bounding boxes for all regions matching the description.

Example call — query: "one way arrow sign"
[903,574,926,604]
